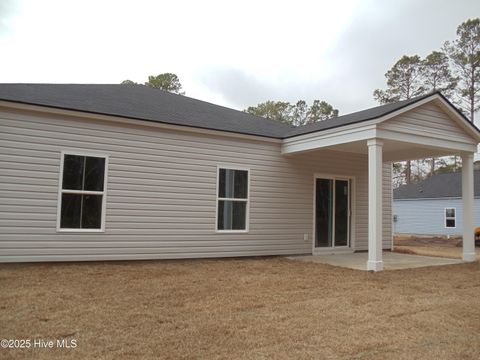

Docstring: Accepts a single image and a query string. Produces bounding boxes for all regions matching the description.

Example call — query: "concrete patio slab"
[287,251,464,271]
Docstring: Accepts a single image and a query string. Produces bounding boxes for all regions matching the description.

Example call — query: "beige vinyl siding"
[0,107,391,262]
[379,102,476,144]
[382,163,393,249]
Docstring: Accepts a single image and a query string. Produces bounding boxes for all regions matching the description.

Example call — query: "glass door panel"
[334,180,349,247]
[315,178,333,247]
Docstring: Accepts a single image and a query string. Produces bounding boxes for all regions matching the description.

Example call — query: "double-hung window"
[58,152,108,231]
[445,208,456,228]
[216,167,249,232]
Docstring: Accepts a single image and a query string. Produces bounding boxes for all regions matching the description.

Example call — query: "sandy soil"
[1,257,480,359]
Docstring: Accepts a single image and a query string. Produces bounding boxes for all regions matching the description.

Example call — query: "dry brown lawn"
[1,257,480,360]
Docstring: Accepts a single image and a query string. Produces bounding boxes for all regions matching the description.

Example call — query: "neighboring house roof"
[393,171,480,200]
[0,84,478,139]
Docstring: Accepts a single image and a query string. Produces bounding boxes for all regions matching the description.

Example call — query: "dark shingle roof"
[393,171,480,200]
[0,84,293,138]
[0,84,478,139]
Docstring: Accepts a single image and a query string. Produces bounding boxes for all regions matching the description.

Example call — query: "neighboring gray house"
[0,84,479,271]
[393,171,480,236]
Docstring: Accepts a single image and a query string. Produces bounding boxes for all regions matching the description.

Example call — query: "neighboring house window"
[445,208,456,228]
[58,153,108,231]
[216,167,249,231]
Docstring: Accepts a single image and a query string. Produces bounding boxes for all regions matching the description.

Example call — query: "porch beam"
[462,152,476,262]
[376,129,478,153]
[367,138,384,271]
[281,126,376,155]
[383,148,458,163]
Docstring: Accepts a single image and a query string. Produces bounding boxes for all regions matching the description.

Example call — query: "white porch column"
[367,139,384,271]
[462,152,476,262]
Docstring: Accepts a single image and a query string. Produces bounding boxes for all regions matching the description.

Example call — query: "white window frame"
[444,207,456,229]
[215,165,250,233]
[56,151,109,233]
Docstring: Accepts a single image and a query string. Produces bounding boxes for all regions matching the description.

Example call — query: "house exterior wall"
[393,198,480,236]
[0,106,392,262]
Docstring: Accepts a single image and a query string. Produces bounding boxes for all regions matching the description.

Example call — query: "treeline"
[374,18,479,122]
[374,18,479,186]
[121,73,184,95]
[120,18,479,186]
[245,100,338,127]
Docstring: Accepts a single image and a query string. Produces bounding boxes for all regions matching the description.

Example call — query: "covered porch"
[283,93,480,271]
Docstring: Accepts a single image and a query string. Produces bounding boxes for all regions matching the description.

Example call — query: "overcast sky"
[0,0,479,115]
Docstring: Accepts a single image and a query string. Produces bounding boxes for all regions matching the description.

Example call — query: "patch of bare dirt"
[393,235,480,260]
[394,234,461,247]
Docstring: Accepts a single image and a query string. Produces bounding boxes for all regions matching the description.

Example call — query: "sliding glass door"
[315,177,350,249]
